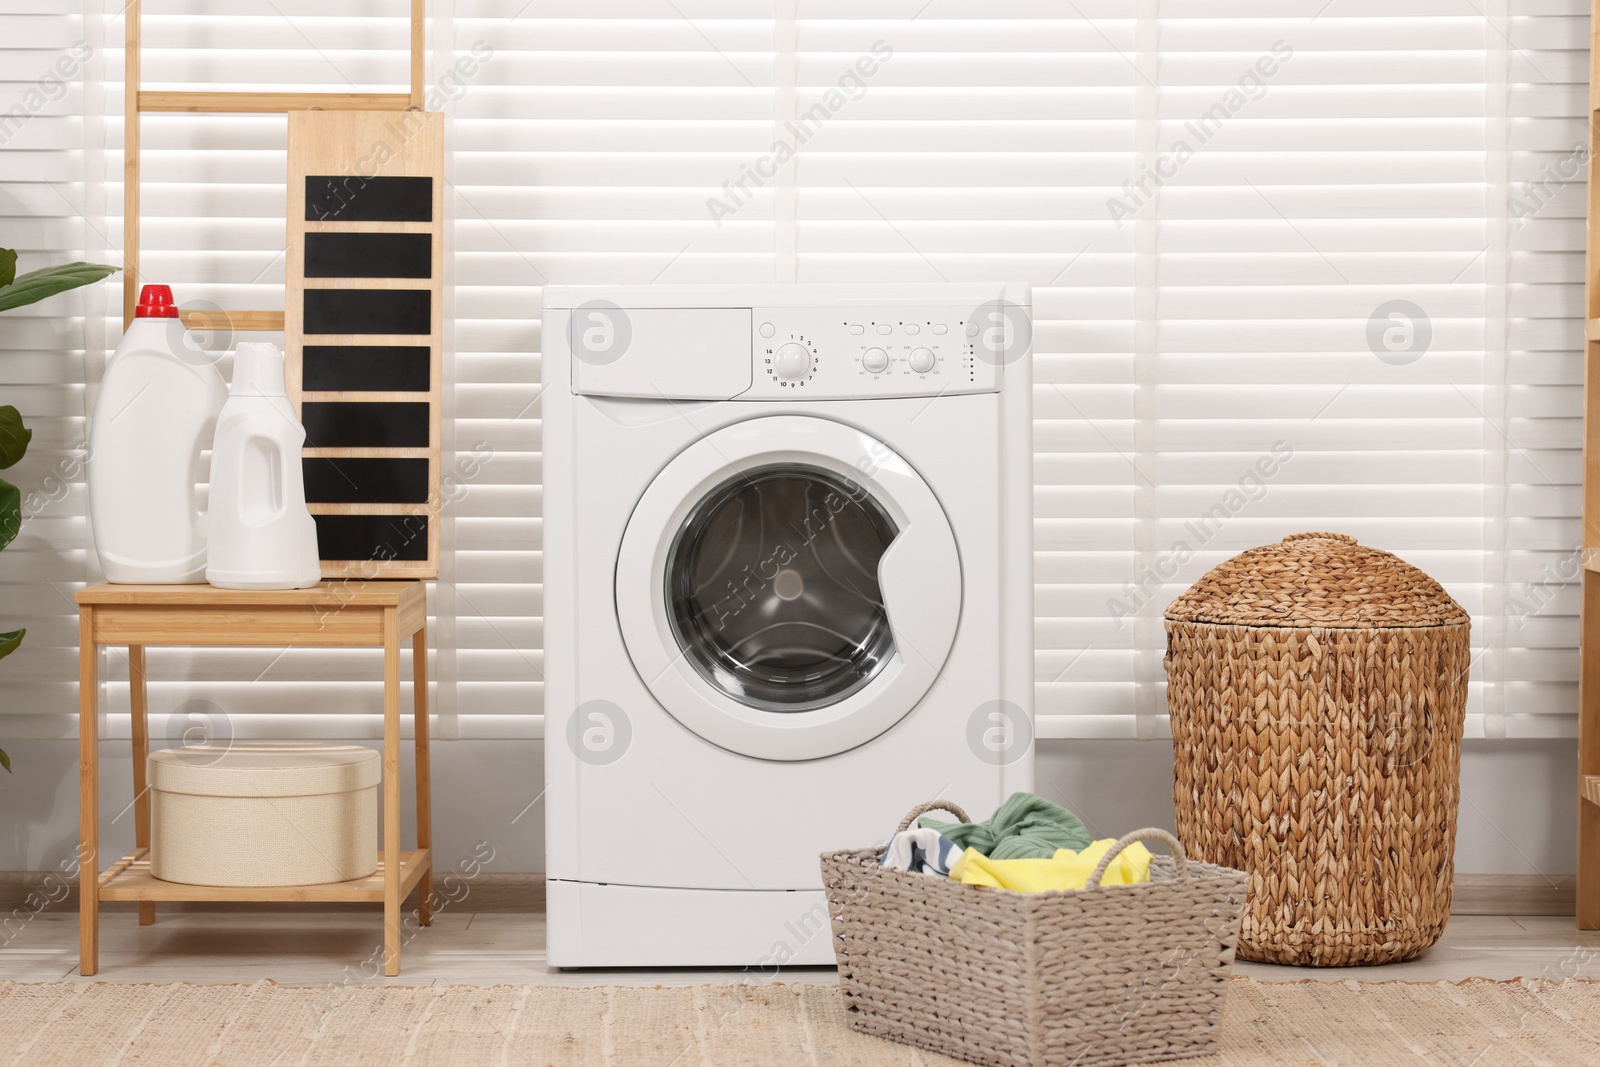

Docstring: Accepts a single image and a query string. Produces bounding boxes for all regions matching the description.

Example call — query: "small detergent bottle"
[205,342,322,590]
[87,284,228,583]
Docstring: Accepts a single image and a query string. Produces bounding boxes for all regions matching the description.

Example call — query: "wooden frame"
[74,582,433,977]
[285,110,445,578]
[121,0,428,329]
[1582,5,1600,930]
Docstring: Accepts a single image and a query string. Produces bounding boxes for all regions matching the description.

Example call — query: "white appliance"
[542,284,1034,967]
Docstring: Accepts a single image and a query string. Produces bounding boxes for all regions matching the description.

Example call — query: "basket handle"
[1282,531,1357,544]
[896,799,972,833]
[1087,827,1187,889]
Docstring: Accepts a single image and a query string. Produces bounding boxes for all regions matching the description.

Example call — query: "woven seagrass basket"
[1164,532,1470,967]
[821,801,1250,1067]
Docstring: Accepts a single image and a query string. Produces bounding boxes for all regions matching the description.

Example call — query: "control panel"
[743,307,1002,399]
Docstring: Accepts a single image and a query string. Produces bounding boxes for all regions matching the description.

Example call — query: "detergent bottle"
[205,342,322,590]
[87,284,227,583]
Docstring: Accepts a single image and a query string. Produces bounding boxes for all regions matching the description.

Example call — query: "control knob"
[861,347,889,373]
[909,347,936,374]
[774,342,813,380]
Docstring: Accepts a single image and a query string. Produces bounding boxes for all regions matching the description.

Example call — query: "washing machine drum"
[616,416,962,761]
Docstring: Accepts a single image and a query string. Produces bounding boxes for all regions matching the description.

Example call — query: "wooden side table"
[74,581,433,976]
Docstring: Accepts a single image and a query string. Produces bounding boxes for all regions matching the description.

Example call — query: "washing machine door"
[615,415,961,761]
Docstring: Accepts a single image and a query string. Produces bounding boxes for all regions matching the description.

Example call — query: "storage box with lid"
[1163,532,1471,966]
[148,743,380,887]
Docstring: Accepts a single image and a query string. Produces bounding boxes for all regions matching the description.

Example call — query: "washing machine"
[542,284,1033,967]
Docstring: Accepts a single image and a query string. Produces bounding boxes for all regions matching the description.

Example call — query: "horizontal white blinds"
[0,1,1588,740]
[1499,0,1587,738]
[1,0,96,737]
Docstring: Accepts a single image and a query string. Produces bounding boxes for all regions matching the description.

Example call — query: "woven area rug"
[2,975,1599,1066]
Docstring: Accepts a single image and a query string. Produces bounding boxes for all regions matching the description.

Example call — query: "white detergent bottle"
[88,284,228,583]
[205,342,322,590]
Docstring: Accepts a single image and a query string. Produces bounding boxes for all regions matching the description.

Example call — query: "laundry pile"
[879,792,1153,892]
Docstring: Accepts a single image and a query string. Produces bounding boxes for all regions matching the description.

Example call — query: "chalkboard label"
[303,401,431,448]
[303,457,431,504]
[306,233,432,279]
[313,514,430,562]
[289,111,444,578]
[301,345,431,393]
[306,175,433,222]
[304,289,430,336]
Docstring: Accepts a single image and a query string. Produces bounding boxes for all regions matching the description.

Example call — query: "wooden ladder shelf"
[120,0,427,331]
[1580,1,1600,930]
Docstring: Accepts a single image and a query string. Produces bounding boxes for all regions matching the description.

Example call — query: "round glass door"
[665,464,898,712]
[614,415,962,761]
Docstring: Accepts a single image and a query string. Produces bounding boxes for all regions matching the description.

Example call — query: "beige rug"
[2,975,1599,1066]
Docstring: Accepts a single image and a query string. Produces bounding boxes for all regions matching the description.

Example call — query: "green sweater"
[920,792,1092,860]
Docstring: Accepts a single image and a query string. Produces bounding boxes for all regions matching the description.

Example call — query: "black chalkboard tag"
[306,233,432,279]
[302,345,431,393]
[305,175,433,222]
[303,457,431,504]
[304,289,431,336]
[303,402,431,448]
[313,514,431,563]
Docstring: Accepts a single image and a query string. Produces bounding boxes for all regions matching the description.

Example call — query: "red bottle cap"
[134,284,179,318]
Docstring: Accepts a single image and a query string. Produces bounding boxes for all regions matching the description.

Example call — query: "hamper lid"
[148,743,381,797]
[1163,532,1469,629]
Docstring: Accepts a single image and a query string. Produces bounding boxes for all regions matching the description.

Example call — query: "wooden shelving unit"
[99,848,430,905]
[1582,8,1600,930]
[75,582,433,976]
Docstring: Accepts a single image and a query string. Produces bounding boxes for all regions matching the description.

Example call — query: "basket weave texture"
[1164,532,1471,967]
[821,802,1250,1067]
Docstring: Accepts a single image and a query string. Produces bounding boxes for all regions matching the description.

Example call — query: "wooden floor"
[3,907,1600,986]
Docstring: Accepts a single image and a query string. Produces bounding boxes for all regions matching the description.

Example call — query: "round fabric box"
[149,743,380,887]
[1164,532,1470,966]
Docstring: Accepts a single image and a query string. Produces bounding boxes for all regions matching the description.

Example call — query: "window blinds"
[1,0,100,739]
[0,1,1588,743]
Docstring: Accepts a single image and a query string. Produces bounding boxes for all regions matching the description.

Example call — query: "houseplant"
[0,248,120,770]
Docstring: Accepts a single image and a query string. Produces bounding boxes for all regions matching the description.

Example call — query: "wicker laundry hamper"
[1163,532,1470,966]
[821,801,1250,1067]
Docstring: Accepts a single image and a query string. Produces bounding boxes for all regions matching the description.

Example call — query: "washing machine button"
[904,323,921,335]
[932,323,948,335]
[759,322,776,338]
[862,347,889,373]
[848,324,865,335]
[774,342,813,380]
[877,324,893,335]
[909,347,936,374]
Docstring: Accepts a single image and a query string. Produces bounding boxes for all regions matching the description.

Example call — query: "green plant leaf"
[0,747,10,773]
[0,261,120,313]
[0,406,30,470]
[0,477,18,554]
[0,248,16,288]
[0,629,22,661]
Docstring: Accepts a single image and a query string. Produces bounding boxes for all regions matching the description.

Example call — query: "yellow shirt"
[948,839,1154,892]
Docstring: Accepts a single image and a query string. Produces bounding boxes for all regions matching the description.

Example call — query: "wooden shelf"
[1584,776,1600,808]
[179,309,285,333]
[99,849,431,904]
[138,91,412,114]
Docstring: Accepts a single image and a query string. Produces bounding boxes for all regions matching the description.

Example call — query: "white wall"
[0,737,1574,878]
